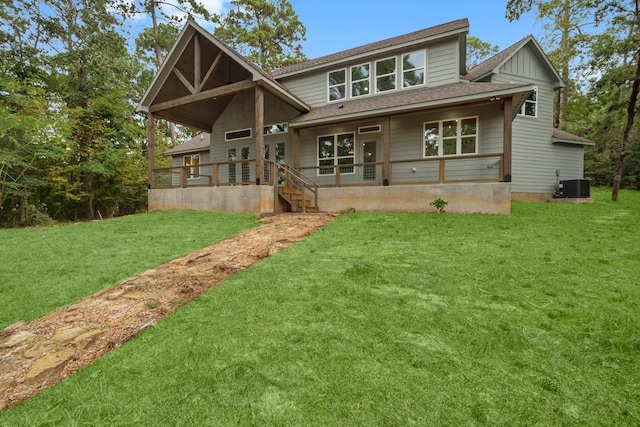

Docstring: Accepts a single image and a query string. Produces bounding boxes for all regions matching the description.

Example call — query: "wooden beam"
[147,112,156,190]
[293,128,300,169]
[199,51,223,92]
[255,85,265,184]
[172,68,195,94]
[150,79,255,112]
[193,33,201,92]
[382,116,390,184]
[503,97,513,182]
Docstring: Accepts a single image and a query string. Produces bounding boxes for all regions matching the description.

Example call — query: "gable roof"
[464,36,563,88]
[290,82,533,127]
[137,20,309,131]
[165,133,210,156]
[551,128,594,146]
[272,18,469,78]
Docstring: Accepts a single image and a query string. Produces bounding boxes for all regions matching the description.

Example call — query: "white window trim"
[225,128,252,141]
[327,68,347,102]
[519,87,538,117]
[423,116,479,157]
[317,132,356,176]
[374,56,397,93]
[350,63,371,98]
[401,50,426,89]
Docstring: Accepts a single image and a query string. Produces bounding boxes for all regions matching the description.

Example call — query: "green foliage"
[466,35,500,68]
[214,0,307,71]
[1,189,639,425]
[429,197,448,213]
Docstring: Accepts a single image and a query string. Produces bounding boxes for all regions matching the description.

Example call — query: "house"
[138,18,593,215]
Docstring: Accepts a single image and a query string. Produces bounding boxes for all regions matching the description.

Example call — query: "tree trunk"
[612,48,640,201]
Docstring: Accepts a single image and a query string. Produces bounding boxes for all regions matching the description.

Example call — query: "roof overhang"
[289,83,533,128]
[551,129,595,146]
[136,21,309,132]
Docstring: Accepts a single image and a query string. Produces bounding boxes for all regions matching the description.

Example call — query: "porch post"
[503,97,513,182]
[147,112,155,189]
[382,116,391,185]
[293,128,300,169]
[255,85,264,184]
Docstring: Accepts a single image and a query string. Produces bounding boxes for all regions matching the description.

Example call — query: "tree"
[506,0,594,127]
[588,0,640,200]
[213,0,307,72]
[466,36,500,69]
[126,0,214,146]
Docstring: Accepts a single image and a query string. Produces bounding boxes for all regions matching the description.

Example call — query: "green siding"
[492,45,584,194]
[277,37,461,107]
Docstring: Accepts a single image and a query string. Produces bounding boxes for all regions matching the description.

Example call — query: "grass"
[0,210,259,329]
[2,188,639,425]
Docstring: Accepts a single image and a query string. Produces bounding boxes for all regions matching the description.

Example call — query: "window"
[351,63,370,97]
[359,124,381,134]
[520,87,537,117]
[183,154,200,178]
[328,69,346,101]
[225,128,251,141]
[423,117,478,157]
[264,123,288,135]
[402,50,425,88]
[318,133,355,175]
[375,57,396,92]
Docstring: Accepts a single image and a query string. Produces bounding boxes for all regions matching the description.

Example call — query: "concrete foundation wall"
[316,183,512,215]
[149,183,512,215]
[148,186,275,214]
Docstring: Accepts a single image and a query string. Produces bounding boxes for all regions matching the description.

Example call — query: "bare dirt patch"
[0,213,336,411]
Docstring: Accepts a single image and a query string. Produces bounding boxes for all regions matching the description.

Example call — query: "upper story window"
[225,128,251,141]
[264,123,288,135]
[520,87,538,117]
[402,50,425,88]
[424,117,478,157]
[328,69,346,101]
[375,57,396,93]
[351,63,370,97]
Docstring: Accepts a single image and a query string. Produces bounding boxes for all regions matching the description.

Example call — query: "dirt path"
[0,213,336,411]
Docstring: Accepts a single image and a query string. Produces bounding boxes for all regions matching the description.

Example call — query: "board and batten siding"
[491,45,585,194]
[170,150,211,186]
[210,90,299,171]
[277,37,461,107]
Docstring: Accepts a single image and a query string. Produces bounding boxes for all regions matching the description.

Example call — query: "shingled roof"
[165,133,210,155]
[290,82,533,127]
[551,128,594,146]
[464,36,530,81]
[272,19,469,77]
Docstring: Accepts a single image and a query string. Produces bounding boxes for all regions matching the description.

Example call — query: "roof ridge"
[464,35,532,81]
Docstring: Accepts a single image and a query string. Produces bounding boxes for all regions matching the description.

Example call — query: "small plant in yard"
[430,197,448,213]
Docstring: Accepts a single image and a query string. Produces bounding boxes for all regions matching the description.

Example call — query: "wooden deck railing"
[150,153,504,189]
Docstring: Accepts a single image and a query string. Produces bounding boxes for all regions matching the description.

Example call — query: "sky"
[163,0,543,59]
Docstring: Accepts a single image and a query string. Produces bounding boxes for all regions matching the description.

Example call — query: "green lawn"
[2,188,639,425]
[0,210,259,329]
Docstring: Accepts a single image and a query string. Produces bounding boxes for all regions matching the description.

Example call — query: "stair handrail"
[276,163,319,211]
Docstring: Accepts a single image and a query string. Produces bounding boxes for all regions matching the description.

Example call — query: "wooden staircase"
[278,186,319,213]
[275,164,319,213]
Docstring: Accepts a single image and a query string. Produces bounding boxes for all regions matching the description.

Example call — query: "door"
[241,146,250,182]
[363,140,377,181]
[228,148,236,183]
